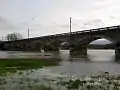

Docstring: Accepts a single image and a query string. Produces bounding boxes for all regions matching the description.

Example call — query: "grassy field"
[0,58,59,75]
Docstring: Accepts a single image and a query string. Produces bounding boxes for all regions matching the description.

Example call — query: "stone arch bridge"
[1,25,120,58]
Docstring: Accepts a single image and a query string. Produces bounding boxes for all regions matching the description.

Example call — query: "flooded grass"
[56,72,120,90]
[0,58,119,90]
[0,71,120,90]
[0,58,59,76]
[0,59,119,90]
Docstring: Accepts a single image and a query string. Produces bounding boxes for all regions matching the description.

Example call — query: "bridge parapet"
[90,29,98,31]
[108,26,118,29]
[77,31,83,33]
[99,27,107,31]
[84,30,91,33]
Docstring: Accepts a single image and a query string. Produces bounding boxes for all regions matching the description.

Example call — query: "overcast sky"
[0,0,120,41]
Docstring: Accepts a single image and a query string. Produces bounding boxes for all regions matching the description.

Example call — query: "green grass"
[0,58,59,76]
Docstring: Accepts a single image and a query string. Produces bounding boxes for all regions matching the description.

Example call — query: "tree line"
[4,32,23,41]
[88,44,115,49]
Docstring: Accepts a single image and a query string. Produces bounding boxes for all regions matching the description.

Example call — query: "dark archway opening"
[30,41,43,52]
[59,42,69,50]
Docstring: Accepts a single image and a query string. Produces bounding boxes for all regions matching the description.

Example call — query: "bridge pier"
[43,45,59,52]
[115,42,120,62]
[70,48,87,58]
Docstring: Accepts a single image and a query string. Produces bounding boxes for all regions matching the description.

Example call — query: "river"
[49,49,118,76]
[0,49,119,76]
[20,49,120,79]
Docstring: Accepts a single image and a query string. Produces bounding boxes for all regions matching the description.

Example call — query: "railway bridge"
[1,25,120,59]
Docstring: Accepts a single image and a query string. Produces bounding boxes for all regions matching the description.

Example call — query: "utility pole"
[27,28,30,51]
[69,17,73,80]
[69,17,72,52]
[70,17,71,35]
[2,36,3,41]
[28,28,30,39]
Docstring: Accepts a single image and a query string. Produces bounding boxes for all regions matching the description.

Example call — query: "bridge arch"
[70,34,117,57]
[28,39,70,52]
[43,40,61,52]
[60,42,69,50]
[29,40,44,51]
[88,38,114,49]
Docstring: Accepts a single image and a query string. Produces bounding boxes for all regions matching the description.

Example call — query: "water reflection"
[49,49,120,75]
[61,49,115,62]
[87,49,115,62]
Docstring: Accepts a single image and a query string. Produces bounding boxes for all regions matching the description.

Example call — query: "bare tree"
[6,32,23,41]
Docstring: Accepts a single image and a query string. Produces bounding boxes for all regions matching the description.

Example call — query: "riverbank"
[0,58,60,76]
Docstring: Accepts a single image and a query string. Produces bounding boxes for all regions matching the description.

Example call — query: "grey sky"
[0,0,120,40]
